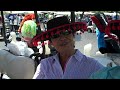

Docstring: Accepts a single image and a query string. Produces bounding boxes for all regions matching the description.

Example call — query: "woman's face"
[51,33,75,53]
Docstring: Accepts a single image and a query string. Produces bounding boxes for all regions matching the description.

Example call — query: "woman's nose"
[59,34,66,41]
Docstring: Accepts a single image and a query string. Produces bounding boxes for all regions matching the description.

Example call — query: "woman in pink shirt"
[32,16,104,79]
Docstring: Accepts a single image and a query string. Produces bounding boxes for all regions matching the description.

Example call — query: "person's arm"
[32,63,45,79]
[89,60,105,79]
[89,66,107,79]
[94,60,104,72]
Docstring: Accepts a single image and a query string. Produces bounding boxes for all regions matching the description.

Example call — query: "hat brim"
[31,22,87,47]
[105,20,120,42]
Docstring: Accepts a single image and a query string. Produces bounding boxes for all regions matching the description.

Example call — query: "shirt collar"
[73,49,84,62]
[53,49,84,62]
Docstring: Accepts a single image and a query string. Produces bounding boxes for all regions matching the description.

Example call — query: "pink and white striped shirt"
[33,49,104,79]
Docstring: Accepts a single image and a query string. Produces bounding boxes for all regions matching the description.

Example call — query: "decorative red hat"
[31,16,87,47]
[105,20,120,42]
[91,13,108,33]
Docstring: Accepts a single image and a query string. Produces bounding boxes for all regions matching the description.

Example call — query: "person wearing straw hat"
[32,16,104,79]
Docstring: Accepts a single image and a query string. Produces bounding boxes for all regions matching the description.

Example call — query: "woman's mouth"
[59,42,68,46]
